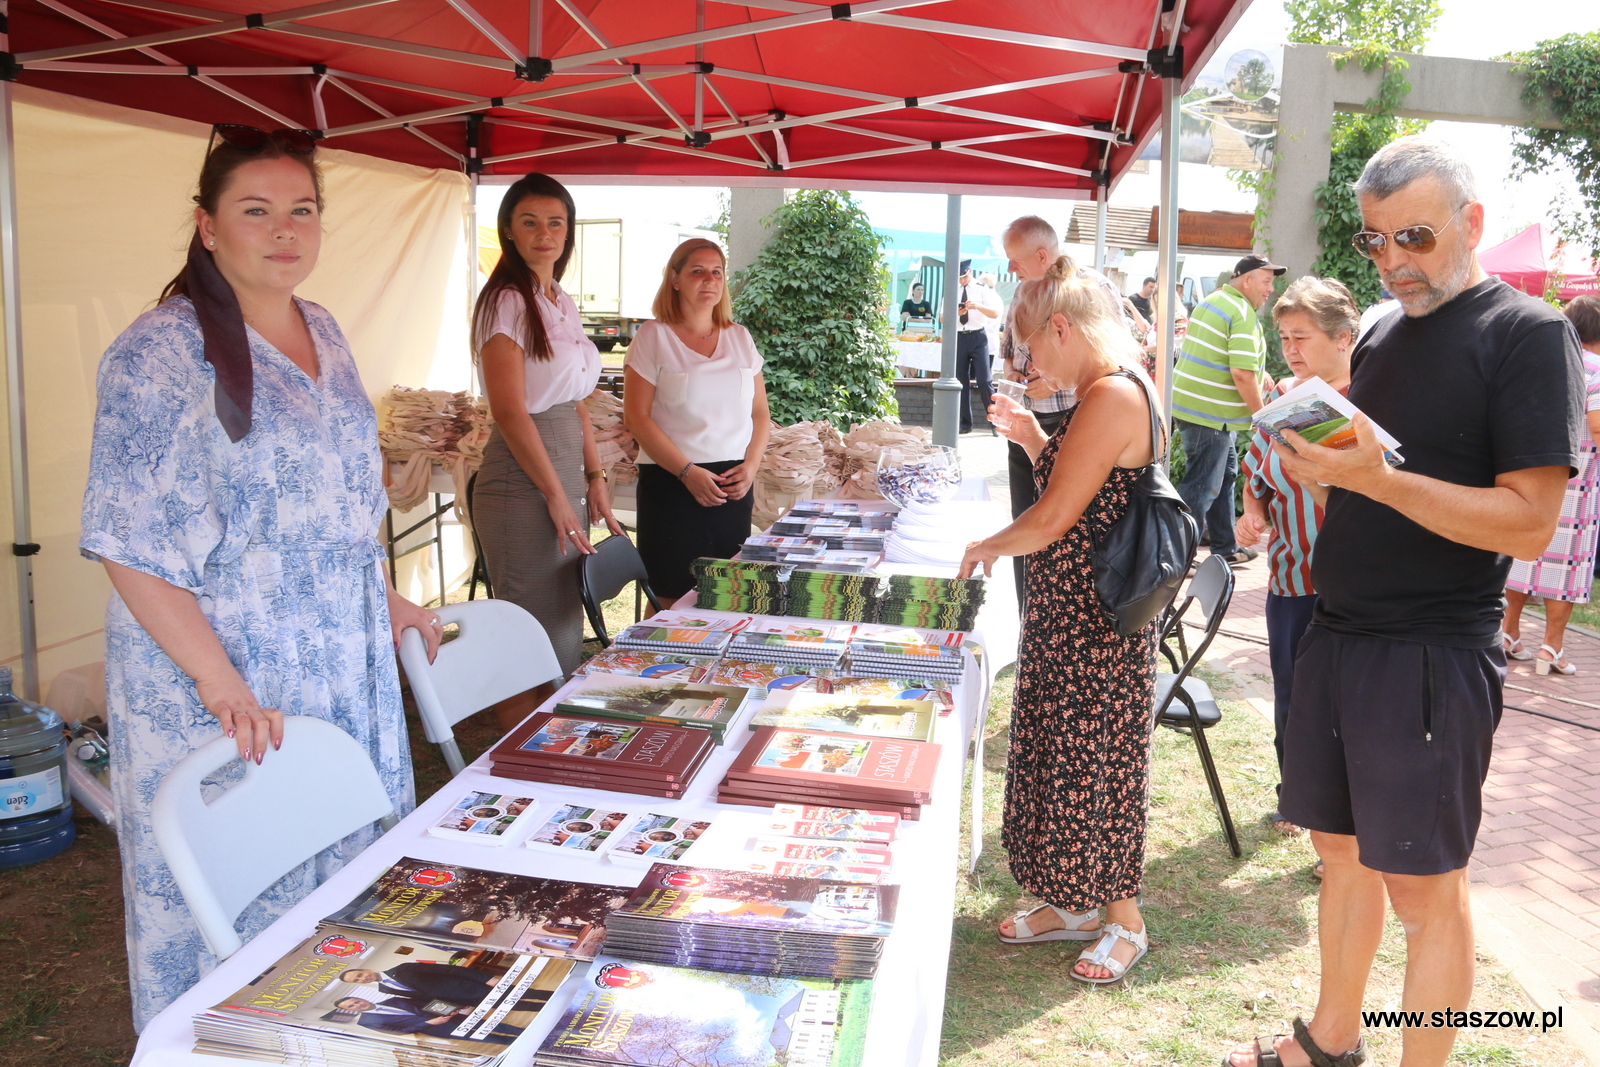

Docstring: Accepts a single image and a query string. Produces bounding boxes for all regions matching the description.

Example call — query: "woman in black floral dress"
[960,255,1160,984]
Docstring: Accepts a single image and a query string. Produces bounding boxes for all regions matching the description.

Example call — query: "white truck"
[565,219,721,351]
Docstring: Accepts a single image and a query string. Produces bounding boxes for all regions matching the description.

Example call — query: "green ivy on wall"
[1505,32,1600,258]
[732,190,899,427]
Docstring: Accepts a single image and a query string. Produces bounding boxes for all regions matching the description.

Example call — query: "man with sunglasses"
[1225,137,1585,1067]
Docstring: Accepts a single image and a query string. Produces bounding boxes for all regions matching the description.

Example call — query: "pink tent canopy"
[1479,224,1600,302]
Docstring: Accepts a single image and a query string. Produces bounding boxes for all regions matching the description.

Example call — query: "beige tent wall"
[0,85,472,696]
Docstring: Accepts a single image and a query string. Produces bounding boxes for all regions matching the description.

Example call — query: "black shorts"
[1278,626,1505,875]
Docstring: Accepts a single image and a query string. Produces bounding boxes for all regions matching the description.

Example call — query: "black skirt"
[635,459,754,600]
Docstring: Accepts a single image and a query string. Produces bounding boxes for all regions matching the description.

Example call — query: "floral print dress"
[79,296,414,1029]
[1004,381,1159,912]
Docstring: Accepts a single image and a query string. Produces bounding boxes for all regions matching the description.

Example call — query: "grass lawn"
[940,665,1584,1067]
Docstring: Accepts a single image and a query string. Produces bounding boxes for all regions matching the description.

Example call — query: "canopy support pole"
[0,81,38,701]
[1155,66,1180,462]
[1093,181,1107,273]
[931,193,962,449]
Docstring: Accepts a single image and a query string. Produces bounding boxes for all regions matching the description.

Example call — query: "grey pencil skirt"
[471,404,587,677]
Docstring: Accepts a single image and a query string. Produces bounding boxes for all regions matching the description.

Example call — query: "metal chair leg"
[438,737,467,777]
[968,671,993,875]
[1183,698,1241,857]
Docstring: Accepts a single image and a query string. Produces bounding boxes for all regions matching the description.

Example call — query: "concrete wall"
[1268,44,1556,280]
[728,186,791,275]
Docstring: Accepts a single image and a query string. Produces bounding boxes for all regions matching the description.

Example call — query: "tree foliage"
[1504,32,1600,258]
[732,190,898,427]
[1287,0,1441,307]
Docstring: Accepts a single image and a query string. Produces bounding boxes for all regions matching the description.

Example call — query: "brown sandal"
[1224,1017,1366,1067]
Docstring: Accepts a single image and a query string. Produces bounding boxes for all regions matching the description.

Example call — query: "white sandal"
[1537,644,1577,676]
[1501,631,1534,660]
[998,903,1102,944]
[1071,921,1148,984]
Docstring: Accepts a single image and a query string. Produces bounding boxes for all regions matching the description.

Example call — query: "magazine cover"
[748,691,936,743]
[1252,374,1404,462]
[525,805,633,857]
[537,955,871,1066]
[552,672,748,736]
[575,650,716,682]
[426,791,540,846]
[323,857,630,960]
[734,859,887,884]
[605,813,713,866]
[750,837,892,870]
[766,803,901,843]
[201,925,573,1059]
[705,658,830,692]
[612,864,899,937]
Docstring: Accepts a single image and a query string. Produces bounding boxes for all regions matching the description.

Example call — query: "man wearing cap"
[1171,254,1284,564]
[942,259,1000,434]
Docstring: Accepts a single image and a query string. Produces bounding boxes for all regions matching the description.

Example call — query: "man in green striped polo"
[1172,254,1285,563]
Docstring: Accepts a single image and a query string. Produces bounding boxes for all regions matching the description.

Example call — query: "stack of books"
[726,621,855,670]
[611,612,750,658]
[574,649,714,682]
[767,515,849,538]
[846,626,966,682]
[748,689,937,743]
[706,657,831,693]
[874,573,986,630]
[764,802,902,843]
[808,550,883,574]
[717,726,940,819]
[194,925,574,1066]
[827,674,955,716]
[741,836,895,883]
[785,568,879,623]
[740,534,827,564]
[489,712,717,798]
[536,955,874,1067]
[546,672,749,744]
[691,557,791,615]
[601,863,899,980]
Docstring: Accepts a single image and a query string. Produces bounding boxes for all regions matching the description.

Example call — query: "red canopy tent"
[0,0,1253,697]
[1479,223,1600,302]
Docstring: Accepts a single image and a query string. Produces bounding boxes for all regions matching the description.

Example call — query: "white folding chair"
[150,716,400,960]
[398,599,564,776]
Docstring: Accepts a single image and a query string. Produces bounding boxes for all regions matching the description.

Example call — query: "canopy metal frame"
[0,0,1222,699]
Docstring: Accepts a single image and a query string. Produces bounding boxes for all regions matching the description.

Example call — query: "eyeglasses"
[1351,207,1462,258]
[210,123,319,156]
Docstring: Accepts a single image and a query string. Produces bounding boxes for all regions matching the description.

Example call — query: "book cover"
[322,857,628,960]
[605,813,712,866]
[735,859,887,884]
[749,690,936,743]
[727,728,938,802]
[750,836,892,869]
[706,658,830,692]
[1252,374,1404,463]
[575,650,715,682]
[500,764,691,799]
[425,790,540,847]
[201,924,573,1059]
[827,676,954,716]
[552,673,748,737]
[489,713,714,782]
[611,864,898,938]
[765,803,900,843]
[538,955,871,1066]
[524,805,633,857]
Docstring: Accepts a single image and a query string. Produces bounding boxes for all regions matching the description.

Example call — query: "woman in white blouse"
[624,239,770,599]
[471,173,622,688]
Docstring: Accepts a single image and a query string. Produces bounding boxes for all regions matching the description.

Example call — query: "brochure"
[1252,375,1403,464]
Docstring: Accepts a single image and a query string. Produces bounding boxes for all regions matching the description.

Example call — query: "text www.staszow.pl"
[1361,1007,1563,1032]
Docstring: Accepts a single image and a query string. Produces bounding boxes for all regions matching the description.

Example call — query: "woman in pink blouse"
[624,239,770,599]
[470,173,623,691]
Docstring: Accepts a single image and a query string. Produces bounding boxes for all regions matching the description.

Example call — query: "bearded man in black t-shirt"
[1225,139,1584,1067]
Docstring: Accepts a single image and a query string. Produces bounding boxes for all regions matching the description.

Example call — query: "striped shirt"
[1243,379,1326,597]
[1171,284,1263,429]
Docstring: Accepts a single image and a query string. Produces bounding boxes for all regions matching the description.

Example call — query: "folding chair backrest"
[1154,554,1236,719]
[150,716,398,960]
[580,534,662,645]
[1187,552,1234,627]
[399,599,563,744]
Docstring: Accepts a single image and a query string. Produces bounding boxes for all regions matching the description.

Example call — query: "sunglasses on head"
[1351,207,1463,258]
[210,123,319,156]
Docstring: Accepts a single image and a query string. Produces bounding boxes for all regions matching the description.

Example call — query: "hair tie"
[184,230,253,442]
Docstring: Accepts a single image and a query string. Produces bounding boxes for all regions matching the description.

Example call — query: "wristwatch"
[585,468,608,483]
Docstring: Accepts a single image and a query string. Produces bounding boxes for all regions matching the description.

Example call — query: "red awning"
[8,0,1252,196]
[1479,223,1600,302]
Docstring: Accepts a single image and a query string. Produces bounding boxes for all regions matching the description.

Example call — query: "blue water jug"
[0,667,75,868]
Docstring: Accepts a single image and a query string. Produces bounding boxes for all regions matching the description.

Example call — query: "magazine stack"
[611,612,749,658]
[488,712,718,798]
[726,621,854,670]
[749,689,938,743]
[535,954,873,1067]
[600,863,899,980]
[717,726,940,819]
[874,573,986,630]
[846,626,966,682]
[546,672,748,744]
[784,568,879,622]
[690,557,791,615]
[740,534,827,564]
[706,657,831,693]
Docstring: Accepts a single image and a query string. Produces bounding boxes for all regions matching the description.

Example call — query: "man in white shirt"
[942,259,1001,433]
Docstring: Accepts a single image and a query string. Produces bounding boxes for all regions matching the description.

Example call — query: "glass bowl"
[874,445,962,508]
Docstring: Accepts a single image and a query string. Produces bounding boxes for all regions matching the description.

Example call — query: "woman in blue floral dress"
[78,126,441,1029]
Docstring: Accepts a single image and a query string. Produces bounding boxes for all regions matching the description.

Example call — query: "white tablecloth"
[131,640,988,1067]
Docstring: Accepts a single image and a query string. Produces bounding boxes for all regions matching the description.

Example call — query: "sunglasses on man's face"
[1350,207,1463,258]
[210,123,319,156]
